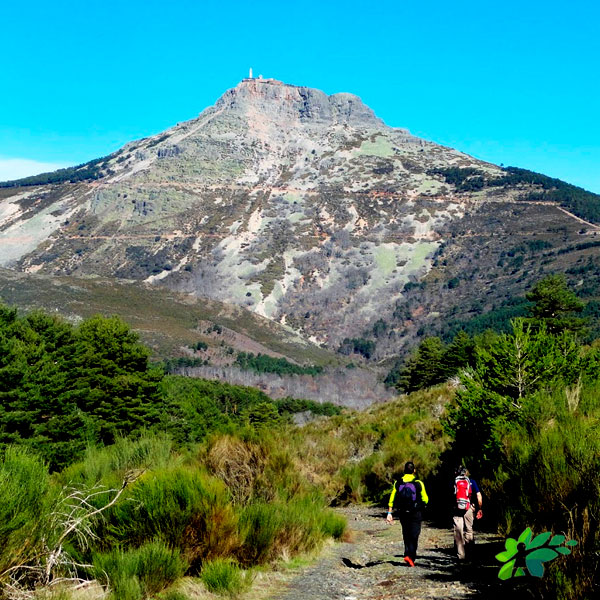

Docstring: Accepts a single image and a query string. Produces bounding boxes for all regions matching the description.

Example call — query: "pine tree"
[72,315,162,445]
[400,337,446,392]
[440,330,476,379]
[0,305,164,469]
[526,274,586,334]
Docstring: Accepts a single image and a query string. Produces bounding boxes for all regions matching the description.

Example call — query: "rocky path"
[251,505,506,600]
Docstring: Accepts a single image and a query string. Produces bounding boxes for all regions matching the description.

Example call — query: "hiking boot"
[404,556,415,567]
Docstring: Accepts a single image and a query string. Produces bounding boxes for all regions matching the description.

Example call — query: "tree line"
[429,165,600,224]
[234,352,323,376]
[388,275,591,392]
[0,156,110,187]
[0,305,336,470]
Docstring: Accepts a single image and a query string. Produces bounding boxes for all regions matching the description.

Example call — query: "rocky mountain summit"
[2,77,599,361]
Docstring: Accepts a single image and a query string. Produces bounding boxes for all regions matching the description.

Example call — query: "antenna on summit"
[249,67,253,79]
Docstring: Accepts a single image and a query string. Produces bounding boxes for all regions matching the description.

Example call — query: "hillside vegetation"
[0,301,450,599]
[1,275,599,599]
[4,79,600,372]
[0,156,111,188]
[430,165,600,224]
[0,304,344,470]
[0,268,336,366]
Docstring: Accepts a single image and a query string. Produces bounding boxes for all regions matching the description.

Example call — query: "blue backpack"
[397,481,419,513]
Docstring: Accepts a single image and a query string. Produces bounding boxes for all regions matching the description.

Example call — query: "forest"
[429,165,600,224]
[0,274,598,599]
[0,156,110,188]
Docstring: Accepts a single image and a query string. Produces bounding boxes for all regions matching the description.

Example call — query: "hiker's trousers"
[453,507,475,559]
[400,511,422,561]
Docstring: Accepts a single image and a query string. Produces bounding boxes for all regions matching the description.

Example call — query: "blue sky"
[1,0,599,191]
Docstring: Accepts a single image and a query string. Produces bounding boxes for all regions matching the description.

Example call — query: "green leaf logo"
[495,527,577,579]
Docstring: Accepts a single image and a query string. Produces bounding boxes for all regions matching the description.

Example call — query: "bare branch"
[1,470,142,596]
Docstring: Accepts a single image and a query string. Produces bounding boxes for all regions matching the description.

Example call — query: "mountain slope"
[0,266,393,406]
[2,78,599,360]
[0,266,332,364]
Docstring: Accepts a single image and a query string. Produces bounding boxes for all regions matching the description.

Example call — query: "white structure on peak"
[243,70,277,84]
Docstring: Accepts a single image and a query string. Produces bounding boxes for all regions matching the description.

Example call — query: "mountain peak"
[10,76,595,368]
[214,77,385,129]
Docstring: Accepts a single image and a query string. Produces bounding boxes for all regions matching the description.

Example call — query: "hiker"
[386,461,429,567]
[452,465,483,560]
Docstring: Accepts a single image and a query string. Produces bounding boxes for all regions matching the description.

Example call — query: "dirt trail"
[251,505,506,600]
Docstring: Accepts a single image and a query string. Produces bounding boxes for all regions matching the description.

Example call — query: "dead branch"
[0,470,142,598]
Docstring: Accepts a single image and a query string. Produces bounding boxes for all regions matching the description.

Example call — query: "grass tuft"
[93,540,187,599]
[200,558,251,596]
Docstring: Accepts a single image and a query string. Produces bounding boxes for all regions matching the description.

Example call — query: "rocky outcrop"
[215,79,386,129]
[157,145,182,158]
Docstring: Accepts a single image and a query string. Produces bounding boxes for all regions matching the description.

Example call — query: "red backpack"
[454,475,472,511]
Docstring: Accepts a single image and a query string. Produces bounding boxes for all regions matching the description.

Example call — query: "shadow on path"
[422,541,540,599]
[328,506,546,600]
[341,557,406,569]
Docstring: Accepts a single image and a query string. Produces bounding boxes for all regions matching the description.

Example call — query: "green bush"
[441,296,600,597]
[237,502,281,565]
[318,510,347,539]
[157,591,189,600]
[490,384,600,599]
[107,576,143,600]
[106,467,238,570]
[0,446,52,576]
[93,540,187,599]
[274,494,327,557]
[58,433,174,490]
[33,588,90,600]
[237,493,345,566]
[200,558,251,596]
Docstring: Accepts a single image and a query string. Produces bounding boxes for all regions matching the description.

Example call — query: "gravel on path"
[253,505,505,600]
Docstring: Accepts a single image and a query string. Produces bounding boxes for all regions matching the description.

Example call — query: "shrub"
[157,591,189,600]
[106,467,238,570]
[33,588,97,600]
[489,384,600,599]
[157,592,189,600]
[237,493,345,566]
[205,432,309,507]
[237,502,281,565]
[271,494,326,559]
[290,385,450,505]
[318,510,347,539]
[0,446,52,577]
[200,558,251,596]
[58,433,174,490]
[93,540,187,599]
